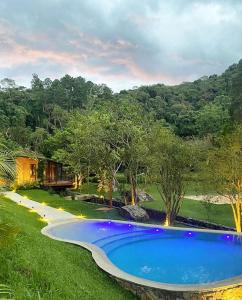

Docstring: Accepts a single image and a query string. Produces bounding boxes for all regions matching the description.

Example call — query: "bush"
[16,181,40,190]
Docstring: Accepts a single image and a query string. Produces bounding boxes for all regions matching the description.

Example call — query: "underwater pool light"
[223,234,233,241]
[185,231,195,237]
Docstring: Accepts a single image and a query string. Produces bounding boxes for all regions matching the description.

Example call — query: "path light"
[57,207,64,211]
[41,202,47,206]
[29,209,37,213]
[38,217,48,223]
[76,214,86,219]
[23,195,28,199]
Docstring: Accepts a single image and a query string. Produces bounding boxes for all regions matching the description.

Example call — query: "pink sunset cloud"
[0,0,242,90]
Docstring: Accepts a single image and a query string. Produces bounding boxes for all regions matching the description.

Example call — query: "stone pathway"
[4,191,76,224]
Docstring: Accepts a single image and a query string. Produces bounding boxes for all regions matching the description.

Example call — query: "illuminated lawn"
[0,195,136,300]
[19,188,235,228]
[141,184,234,228]
[71,182,235,228]
[18,189,124,220]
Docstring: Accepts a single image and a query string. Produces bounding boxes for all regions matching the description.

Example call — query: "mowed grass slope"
[18,189,124,220]
[143,185,235,228]
[0,195,136,300]
[71,181,235,229]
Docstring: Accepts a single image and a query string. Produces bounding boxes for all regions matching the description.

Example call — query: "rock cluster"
[119,205,149,222]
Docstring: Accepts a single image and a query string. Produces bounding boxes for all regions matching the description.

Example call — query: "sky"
[0,0,242,91]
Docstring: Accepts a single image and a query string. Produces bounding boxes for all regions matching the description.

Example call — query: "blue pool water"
[48,220,242,285]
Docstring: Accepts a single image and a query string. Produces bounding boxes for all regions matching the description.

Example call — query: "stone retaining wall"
[113,277,242,300]
[144,207,235,231]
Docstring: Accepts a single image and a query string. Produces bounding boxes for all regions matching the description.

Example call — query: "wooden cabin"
[15,156,74,189]
[42,159,74,188]
[16,156,38,185]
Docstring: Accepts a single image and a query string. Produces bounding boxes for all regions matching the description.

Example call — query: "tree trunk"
[75,175,80,190]
[230,198,241,233]
[80,174,83,186]
[165,208,176,226]
[108,180,113,208]
[124,196,127,206]
[164,213,171,226]
[87,165,90,185]
[75,173,84,190]
[130,173,137,206]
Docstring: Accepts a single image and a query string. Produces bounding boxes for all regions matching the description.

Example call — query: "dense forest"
[0,59,241,156]
[0,59,241,230]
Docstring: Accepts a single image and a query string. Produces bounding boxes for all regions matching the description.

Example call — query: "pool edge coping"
[41,218,242,292]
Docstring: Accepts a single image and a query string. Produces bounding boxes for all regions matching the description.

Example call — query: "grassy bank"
[143,185,234,228]
[0,195,136,300]
[72,182,235,228]
[18,189,123,220]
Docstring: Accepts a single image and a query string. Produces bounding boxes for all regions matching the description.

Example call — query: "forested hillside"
[0,59,241,157]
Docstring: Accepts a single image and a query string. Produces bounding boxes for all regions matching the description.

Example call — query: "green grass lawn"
[78,182,235,228]
[0,194,136,300]
[142,185,235,228]
[141,197,234,228]
[18,189,124,220]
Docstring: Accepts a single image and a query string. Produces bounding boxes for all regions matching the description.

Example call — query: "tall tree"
[148,125,192,225]
[108,100,150,205]
[207,126,242,232]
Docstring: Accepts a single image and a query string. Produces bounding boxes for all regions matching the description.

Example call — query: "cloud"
[0,0,242,91]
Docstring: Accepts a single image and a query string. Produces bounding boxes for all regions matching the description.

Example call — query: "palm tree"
[0,146,17,299]
[0,146,16,186]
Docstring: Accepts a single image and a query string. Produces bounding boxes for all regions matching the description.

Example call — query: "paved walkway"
[4,191,75,224]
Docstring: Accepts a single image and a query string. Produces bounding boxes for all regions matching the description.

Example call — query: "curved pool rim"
[41,218,242,292]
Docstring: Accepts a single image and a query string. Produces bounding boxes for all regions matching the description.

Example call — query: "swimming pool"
[43,219,242,290]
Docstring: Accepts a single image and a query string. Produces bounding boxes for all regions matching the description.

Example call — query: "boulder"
[119,205,149,222]
[123,191,154,203]
[75,194,99,201]
[137,191,154,202]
